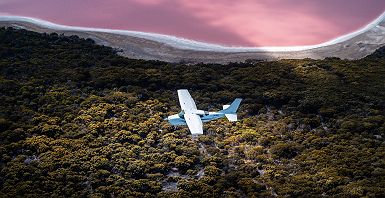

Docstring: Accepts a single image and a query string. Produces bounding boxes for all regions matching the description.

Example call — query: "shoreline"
[0,12,385,53]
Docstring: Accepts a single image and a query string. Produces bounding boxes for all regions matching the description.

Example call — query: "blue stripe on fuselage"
[201,113,225,122]
[168,112,225,125]
[168,118,187,126]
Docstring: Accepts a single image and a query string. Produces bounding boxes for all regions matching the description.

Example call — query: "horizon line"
[0,12,384,52]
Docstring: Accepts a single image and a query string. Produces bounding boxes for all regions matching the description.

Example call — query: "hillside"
[1,27,385,197]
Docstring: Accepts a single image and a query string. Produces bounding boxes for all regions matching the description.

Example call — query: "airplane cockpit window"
[178,110,185,118]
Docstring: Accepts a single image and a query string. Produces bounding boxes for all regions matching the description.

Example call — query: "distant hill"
[0,13,385,63]
[0,27,385,197]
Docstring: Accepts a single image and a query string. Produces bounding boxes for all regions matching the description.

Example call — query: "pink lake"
[0,0,384,47]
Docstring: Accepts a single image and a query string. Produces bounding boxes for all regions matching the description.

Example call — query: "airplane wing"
[184,113,203,135]
[178,89,197,111]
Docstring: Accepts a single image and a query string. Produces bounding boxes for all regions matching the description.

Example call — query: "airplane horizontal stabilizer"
[225,114,237,122]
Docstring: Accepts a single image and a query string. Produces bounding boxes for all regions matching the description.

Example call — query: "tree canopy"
[1,27,385,197]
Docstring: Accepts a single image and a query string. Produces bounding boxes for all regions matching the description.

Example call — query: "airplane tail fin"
[220,98,242,122]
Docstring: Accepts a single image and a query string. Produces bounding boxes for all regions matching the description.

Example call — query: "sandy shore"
[1,14,385,64]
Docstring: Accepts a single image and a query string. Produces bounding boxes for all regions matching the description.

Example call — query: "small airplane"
[165,89,242,135]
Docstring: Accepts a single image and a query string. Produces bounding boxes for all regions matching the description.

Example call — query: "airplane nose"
[164,117,169,121]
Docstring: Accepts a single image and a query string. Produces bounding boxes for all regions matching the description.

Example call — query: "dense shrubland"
[0,27,385,197]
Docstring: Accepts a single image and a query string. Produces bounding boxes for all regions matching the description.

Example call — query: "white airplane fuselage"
[167,111,226,126]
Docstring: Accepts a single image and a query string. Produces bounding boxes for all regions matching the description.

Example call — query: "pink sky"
[0,0,384,46]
